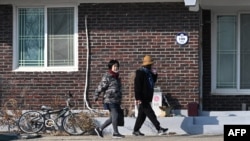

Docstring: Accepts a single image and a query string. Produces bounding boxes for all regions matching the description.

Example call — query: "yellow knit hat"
[142,55,154,66]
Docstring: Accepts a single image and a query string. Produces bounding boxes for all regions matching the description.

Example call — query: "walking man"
[132,55,168,136]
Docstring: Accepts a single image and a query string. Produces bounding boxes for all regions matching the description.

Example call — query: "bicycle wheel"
[18,111,45,133]
[62,113,85,135]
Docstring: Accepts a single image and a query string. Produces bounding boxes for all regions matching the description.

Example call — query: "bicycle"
[17,91,85,135]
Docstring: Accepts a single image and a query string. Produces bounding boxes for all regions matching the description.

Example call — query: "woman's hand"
[94,96,99,104]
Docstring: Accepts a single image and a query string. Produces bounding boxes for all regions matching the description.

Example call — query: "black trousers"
[100,103,120,134]
[133,102,161,131]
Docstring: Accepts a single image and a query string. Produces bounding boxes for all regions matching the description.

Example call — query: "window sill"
[13,67,78,72]
[211,91,250,95]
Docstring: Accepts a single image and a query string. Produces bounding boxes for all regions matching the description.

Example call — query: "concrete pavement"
[15,134,223,141]
[4,110,250,140]
[2,110,250,135]
[0,132,225,141]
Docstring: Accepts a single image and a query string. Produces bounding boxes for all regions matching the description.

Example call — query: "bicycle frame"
[41,106,70,129]
[18,91,85,135]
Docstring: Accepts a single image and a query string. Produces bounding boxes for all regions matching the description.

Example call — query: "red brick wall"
[0,3,200,111]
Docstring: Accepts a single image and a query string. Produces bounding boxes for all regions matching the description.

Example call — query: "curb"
[0,133,42,140]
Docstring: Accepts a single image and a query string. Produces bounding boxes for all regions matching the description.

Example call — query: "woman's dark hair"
[108,59,119,69]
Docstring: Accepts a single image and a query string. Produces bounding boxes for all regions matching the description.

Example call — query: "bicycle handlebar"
[66,91,74,107]
[40,91,75,110]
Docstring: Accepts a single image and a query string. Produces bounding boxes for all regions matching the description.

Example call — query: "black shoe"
[158,127,168,135]
[95,127,103,138]
[112,133,125,138]
[132,131,145,136]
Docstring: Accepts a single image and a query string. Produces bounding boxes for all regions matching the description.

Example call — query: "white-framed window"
[211,12,250,95]
[13,5,78,72]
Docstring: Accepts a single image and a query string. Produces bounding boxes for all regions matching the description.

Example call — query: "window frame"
[13,4,79,72]
[211,11,250,95]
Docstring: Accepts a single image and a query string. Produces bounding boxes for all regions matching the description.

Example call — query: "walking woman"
[94,59,125,139]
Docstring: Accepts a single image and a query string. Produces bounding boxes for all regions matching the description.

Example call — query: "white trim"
[12,7,18,70]
[211,13,237,93]
[44,7,48,68]
[13,67,78,72]
[211,11,250,95]
[12,4,79,72]
[211,91,250,96]
[211,12,216,94]
[74,6,79,69]
[184,0,196,6]
[237,12,241,91]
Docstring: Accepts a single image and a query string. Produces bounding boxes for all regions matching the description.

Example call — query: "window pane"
[240,14,250,89]
[47,7,74,66]
[18,8,44,66]
[216,16,237,88]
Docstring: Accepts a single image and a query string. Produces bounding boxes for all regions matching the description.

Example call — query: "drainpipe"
[185,0,202,111]
[198,7,203,111]
[83,15,95,112]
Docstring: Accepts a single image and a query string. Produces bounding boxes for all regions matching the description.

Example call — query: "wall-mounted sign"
[176,32,189,45]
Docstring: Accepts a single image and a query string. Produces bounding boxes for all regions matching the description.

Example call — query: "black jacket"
[134,67,157,103]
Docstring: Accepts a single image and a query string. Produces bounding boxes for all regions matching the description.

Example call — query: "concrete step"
[1,111,250,136]
[94,116,224,135]
[94,111,250,135]
[193,116,250,125]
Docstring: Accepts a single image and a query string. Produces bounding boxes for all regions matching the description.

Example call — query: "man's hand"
[135,100,141,105]
[94,96,98,103]
[152,68,157,75]
[94,97,98,101]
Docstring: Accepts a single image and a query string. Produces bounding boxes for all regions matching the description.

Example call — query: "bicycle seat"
[41,105,52,111]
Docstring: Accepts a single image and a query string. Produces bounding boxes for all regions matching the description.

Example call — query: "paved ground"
[1,133,224,141]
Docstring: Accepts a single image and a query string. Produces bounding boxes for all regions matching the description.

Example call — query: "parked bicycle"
[17,91,85,135]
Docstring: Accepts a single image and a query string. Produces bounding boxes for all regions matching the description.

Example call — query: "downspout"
[83,15,95,111]
[198,6,203,111]
[185,0,202,111]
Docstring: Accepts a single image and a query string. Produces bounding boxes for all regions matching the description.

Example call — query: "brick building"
[0,0,249,113]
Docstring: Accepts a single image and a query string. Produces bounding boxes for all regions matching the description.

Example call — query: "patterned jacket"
[94,72,122,104]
